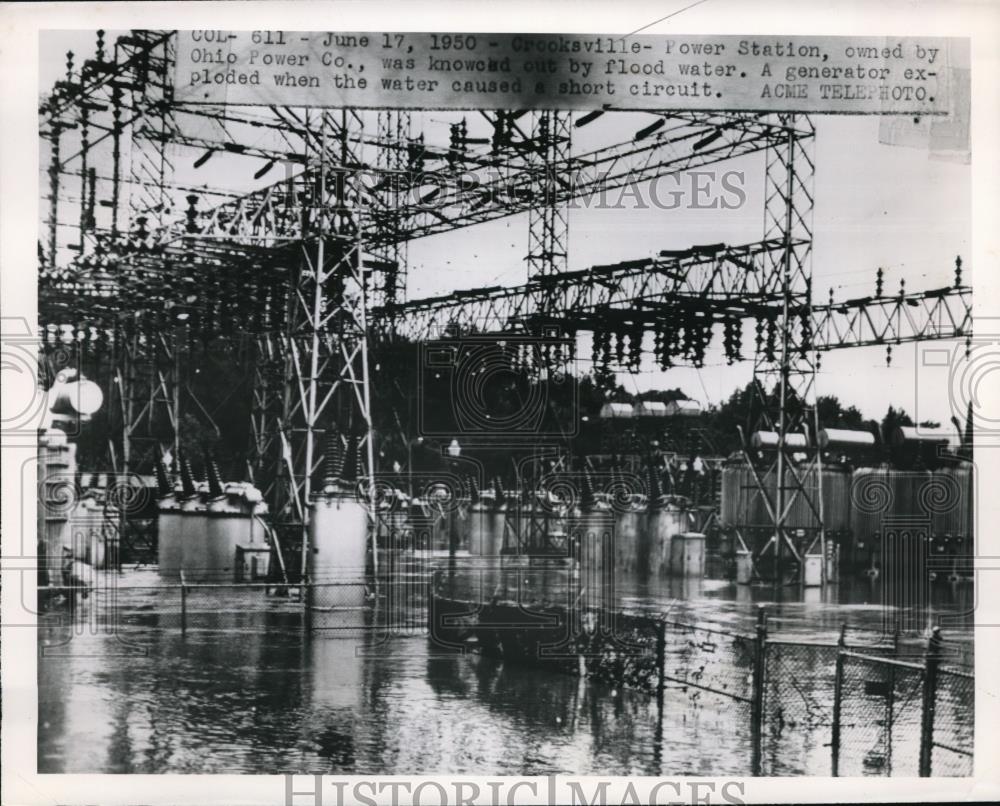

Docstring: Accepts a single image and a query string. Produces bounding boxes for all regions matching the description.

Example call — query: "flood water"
[38,566,973,775]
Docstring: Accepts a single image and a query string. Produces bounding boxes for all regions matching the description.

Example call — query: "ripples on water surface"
[38,568,972,774]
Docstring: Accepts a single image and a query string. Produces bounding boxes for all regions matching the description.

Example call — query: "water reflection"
[38,567,973,774]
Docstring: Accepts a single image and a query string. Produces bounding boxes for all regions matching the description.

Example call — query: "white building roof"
[665,399,702,416]
[600,402,634,419]
[634,400,668,417]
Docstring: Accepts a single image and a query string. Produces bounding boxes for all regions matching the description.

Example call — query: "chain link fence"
[833,652,926,776]
[660,619,757,703]
[40,569,974,777]
[761,635,899,776]
[829,631,974,778]
[931,668,975,776]
[577,610,663,692]
[762,640,840,775]
[430,590,763,772]
[430,587,974,778]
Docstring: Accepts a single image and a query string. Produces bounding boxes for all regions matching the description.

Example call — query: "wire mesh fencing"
[760,635,899,776]
[931,668,975,776]
[429,589,764,773]
[832,652,926,776]
[449,606,756,699]
[40,568,974,777]
[660,618,757,703]
[762,640,840,775]
[430,587,975,778]
[576,609,664,692]
[428,594,669,688]
[830,630,974,778]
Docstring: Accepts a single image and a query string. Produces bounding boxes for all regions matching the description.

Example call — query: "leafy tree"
[816,395,866,428]
[881,405,914,442]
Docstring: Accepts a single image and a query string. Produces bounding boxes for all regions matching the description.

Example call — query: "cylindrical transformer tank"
[37,430,77,585]
[307,489,369,609]
[670,532,706,578]
[567,504,614,612]
[849,467,931,537]
[748,469,776,527]
[175,489,209,579]
[613,505,643,575]
[468,500,506,557]
[892,469,932,521]
[647,506,687,576]
[750,431,809,450]
[782,471,812,530]
[197,483,269,583]
[928,466,972,537]
[819,428,876,449]
[720,464,766,527]
[721,463,851,532]
[719,465,742,527]
[782,465,851,532]
[821,466,852,533]
[850,467,886,544]
[70,496,109,569]
[891,426,951,448]
[467,499,507,598]
[156,487,185,578]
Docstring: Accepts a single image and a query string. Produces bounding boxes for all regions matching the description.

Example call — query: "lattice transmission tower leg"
[748,114,822,584]
[372,110,411,313]
[267,110,375,584]
[527,111,571,280]
[109,32,181,478]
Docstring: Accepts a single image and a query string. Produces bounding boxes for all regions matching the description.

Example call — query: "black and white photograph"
[3,3,999,804]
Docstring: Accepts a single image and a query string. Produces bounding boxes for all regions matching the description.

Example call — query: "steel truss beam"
[247,110,377,580]
[372,239,797,341]
[124,112,790,250]
[37,31,974,588]
[57,107,787,254]
[48,246,970,357]
[810,283,972,354]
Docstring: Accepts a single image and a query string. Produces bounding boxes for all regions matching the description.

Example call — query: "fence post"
[919,625,943,777]
[886,659,897,774]
[656,619,666,699]
[427,576,436,640]
[750,605,767,777]
[180,571,187,635]
[831,623,847,776]
[655,619,666,752]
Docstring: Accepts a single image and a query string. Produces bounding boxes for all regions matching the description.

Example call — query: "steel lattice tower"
[36,31,973,581]
[748,115,824,580]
